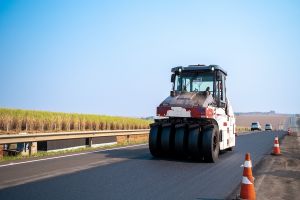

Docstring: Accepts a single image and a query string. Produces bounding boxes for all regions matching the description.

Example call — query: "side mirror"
[226,104,229,115]
[171,74,176,82]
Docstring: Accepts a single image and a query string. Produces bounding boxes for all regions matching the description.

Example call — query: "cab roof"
[171,64,227,76]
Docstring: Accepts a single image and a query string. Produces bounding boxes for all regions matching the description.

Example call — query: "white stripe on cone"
[243,160,252,168]
[274,144,279,147]
[242,176,253,184]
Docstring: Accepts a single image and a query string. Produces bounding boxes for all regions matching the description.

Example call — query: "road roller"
[149,64,236,162]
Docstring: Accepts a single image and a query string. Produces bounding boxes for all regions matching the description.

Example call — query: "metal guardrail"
[0,129,150,145]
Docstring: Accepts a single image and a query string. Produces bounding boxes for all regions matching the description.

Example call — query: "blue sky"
[1,0,300,117]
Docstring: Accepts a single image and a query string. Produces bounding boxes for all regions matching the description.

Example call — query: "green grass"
[0,108,152,133]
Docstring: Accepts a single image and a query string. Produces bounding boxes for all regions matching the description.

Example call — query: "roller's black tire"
[174,125,187,156]
[149,125,161,157]
[187,126,202,159]
[202,125,220,162]
[160,124,173,154]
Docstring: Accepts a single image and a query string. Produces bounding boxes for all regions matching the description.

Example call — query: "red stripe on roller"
[157,106,171,116]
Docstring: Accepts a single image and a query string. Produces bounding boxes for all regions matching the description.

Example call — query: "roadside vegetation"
[1,139,148,162]
[0,108,151,134]
[236,126,250,133]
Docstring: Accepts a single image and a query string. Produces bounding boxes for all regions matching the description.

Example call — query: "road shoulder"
[229,133,300,200]
[254,134,300,200]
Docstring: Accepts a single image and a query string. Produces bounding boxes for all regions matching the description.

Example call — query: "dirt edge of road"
[229,133,300,200]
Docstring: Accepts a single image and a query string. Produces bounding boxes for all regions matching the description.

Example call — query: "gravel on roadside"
[253,134,300,200]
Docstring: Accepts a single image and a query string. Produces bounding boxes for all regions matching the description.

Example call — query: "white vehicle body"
[265,124,272,131]
[251,122,261,131]
[213,103,235,150]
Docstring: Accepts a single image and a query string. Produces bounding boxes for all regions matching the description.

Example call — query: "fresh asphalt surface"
[0,131,286,200]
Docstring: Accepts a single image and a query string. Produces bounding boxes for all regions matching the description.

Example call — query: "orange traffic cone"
[271,136,281,155]
[240,153,256,200]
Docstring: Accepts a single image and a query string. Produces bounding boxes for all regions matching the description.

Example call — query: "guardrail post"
[86,138,93,147]
[127,135,130,144]
[29,142,37,156]
[0,144,3,159]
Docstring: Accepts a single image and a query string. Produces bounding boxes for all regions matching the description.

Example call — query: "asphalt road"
[0,131,286,200]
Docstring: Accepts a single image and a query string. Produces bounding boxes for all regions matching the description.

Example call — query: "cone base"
[240,183,256,200]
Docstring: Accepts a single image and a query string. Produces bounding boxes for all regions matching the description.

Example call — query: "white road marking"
[0,143,147,168]
[0,157,126,189]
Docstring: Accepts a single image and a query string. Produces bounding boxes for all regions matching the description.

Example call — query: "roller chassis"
[149,106,235,162]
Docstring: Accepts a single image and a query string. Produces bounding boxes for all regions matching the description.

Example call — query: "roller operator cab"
[149,64,236,162]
